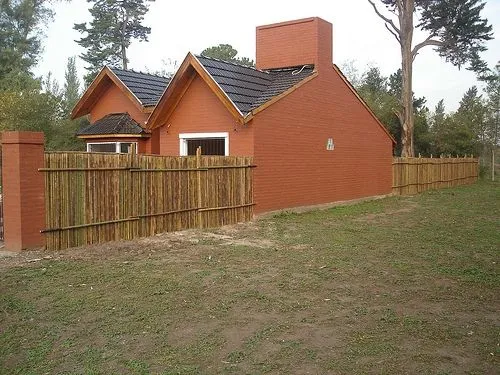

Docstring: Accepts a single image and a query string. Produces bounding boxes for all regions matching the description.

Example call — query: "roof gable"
[147,53,318,130]
[71,67,169,120]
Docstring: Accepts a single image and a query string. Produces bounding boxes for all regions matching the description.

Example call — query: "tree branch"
[385,23,401,45]
[393,108,403,126]
[367,0,401,35]
[412,34,444,59]
[396,0,403,14]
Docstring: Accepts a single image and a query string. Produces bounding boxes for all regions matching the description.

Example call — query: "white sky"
[35,0,500,112]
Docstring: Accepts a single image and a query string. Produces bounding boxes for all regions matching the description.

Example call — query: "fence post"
[196,146,203,228]
[1,132,45,251]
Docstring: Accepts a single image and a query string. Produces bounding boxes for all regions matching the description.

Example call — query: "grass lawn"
[1,181,499,374]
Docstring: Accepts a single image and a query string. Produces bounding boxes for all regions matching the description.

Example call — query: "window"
[87,142,137,154]
[179,132,229,156]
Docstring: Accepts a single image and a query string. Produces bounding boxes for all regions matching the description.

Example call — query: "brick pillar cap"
[1,131,45,145]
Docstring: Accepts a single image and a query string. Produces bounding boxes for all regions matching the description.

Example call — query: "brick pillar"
[1,132,45,251]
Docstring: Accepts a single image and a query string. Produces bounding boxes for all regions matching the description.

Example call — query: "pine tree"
[368,0,493,156]
[63,57,81,115]
[75,0,155,85]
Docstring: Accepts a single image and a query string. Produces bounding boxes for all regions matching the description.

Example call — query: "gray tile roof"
[77,113,146,136]
[110,67,170,107]
[196,55,315,114]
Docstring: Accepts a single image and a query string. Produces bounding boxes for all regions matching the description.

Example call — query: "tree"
[431,88,486,156]
[480,62,500,179]
[368,0,493,157]
[201,44,255,67]
[0,0,55,90]
[63,57,81,115]
[75,0,155,85]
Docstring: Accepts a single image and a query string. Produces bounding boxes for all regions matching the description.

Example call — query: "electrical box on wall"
[326,138,334,151]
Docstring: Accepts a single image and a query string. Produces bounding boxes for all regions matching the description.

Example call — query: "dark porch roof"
[196,55,315,114]
[76,113,147,136]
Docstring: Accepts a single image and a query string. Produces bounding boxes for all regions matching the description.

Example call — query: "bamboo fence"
[392,156,479,195]
[42,149,254,250]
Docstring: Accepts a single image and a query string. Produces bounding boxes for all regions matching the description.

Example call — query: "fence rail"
[42,150,254,250]
[392,157,479,195]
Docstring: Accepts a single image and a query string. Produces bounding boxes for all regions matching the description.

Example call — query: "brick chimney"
[256,17,333,71]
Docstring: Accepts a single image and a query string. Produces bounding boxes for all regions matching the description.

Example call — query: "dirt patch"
[1,182,499,374]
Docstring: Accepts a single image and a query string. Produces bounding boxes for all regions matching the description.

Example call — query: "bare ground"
[0,181,499,374]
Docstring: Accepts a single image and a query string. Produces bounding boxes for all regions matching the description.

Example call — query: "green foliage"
[0,77,85,151]
[0,81,59,136]
[75,0,155,85]
[0,0,54,89]
[0,1,83,151]
[379,0,493,74]
[201,44,255,67]
[430,87,489,156]
[482,62,499,146]
[418,0,493,74]
[352,65,431,155]
[63,56,80,115]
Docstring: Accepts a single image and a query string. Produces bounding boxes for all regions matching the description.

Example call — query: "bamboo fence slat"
[43,151,254,250]
[392,157,479,195]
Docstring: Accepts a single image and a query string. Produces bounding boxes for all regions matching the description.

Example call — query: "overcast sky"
[35,0,500,112]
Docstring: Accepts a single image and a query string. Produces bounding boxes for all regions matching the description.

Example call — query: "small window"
[88,143,116,153]
[87,142,137,154]
[187,138,225,156]
[179,132,229,156]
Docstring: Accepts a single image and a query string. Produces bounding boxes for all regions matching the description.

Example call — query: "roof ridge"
[196,54,263,73]
[108,65,170,79]
[266,64,314,73]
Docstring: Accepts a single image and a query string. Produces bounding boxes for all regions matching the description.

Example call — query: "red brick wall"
[90,84,147,125]
[256,17,333,71]
[1,132,45,251]
[158,75,254,156]
[252,66,393,214]
[146,128,161,154]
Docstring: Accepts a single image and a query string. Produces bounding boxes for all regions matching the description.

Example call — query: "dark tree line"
[343,61,499,163]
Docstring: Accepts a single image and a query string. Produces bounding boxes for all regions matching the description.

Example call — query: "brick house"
[73,17,395,213]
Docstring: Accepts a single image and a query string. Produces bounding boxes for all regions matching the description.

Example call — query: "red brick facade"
[1,132,46,251]
[158,75,254,156]
[89,83,147,124]
[256,18,333,71]
[252,67,392,213]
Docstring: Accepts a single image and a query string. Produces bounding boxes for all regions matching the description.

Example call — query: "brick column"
[1,132,45,251]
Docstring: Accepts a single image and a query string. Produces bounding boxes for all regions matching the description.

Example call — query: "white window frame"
[86,141,138,154]
[178,132,229,156]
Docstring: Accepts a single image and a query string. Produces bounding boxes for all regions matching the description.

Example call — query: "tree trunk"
[400,0,415,157]
[121,9,128,70]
